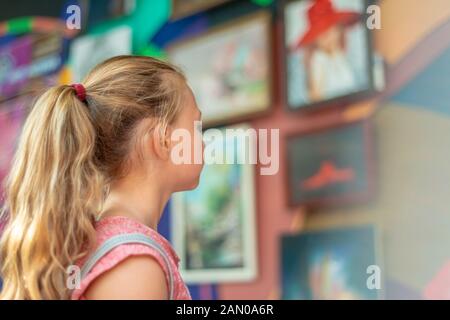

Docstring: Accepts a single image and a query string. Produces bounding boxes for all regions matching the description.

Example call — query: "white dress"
[310,50,356,100]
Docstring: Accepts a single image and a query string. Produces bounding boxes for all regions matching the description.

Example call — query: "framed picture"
[0,36,33,101]
[168,11,272,128]
[281,225,382,300]
[286,120,375,208]
[0,74,58,204]
[0,94,33,200]
[70,26,132,82]
[87,0,136,26]
[0,33,64,102]
[171,0,232,20]
[171,125,257,283]
[283,0,375,111]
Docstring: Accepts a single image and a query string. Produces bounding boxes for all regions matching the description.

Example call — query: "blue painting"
[281,225,380,300]
[287,121,374,207]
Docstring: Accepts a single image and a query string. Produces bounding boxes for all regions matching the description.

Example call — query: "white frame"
[171,124,258,284]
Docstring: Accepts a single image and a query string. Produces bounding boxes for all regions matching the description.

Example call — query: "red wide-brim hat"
[292,0,361,49]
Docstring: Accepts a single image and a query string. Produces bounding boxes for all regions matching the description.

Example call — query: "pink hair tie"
[71,83,87,102]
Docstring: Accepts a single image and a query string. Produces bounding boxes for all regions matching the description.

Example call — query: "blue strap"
[80,233,174,300]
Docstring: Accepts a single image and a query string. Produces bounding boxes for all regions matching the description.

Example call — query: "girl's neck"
[100,176,171,231]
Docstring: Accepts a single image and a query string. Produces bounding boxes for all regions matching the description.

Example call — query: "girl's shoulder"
[71,216,188,300]
[94,215,173,248]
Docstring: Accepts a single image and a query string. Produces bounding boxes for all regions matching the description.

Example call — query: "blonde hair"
[0,55,186,299]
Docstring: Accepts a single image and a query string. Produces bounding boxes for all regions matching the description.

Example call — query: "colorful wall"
[1,0,450,299]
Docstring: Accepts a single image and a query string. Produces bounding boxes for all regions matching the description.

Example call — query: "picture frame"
[286,119,375,208]
[0,33,64,102]
[281,225,382,300]
[167,11,273,128]
[0,74,58,205]
[86,0,136,27]
[282,0,376,112]
[171,0,233,20]
[171,124,257,284]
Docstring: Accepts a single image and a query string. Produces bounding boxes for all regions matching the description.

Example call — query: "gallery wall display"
[171,0,233,20]
[286,120,375,208]
[283,0,376,111]
[171,125,257,283]
[69,26,132,82]
[281,225,381,300]
[0,0,389,299]
[168,11,272,128]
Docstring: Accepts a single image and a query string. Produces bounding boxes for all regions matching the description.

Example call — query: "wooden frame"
[171,124,258,284]
[167,10,273,128]
[171,0,233,20]
[0,94,34,200]
[285,119,375,208]
[281,0,377,113]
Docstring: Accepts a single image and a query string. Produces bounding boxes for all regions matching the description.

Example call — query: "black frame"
[285,119,376,209]
[280,0,376,113]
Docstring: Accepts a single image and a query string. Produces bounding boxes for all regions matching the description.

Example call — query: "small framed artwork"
[281,225,382,300]
[283,0,375,111]
[168,11,272,128]
[171,0,232,20]
[0,36,33,101]
[0,94,32,199]
[171,125,257,283]
[0,74,58,204]
[286,120,375,208]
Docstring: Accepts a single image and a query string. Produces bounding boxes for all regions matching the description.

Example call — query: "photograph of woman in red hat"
[285,0,373,109]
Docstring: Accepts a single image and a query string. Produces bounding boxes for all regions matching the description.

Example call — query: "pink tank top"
[71,215,191,300]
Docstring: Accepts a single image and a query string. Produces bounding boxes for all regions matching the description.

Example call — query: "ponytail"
[0,85,105,299]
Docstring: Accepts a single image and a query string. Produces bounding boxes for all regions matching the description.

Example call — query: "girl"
[0,55,203,300]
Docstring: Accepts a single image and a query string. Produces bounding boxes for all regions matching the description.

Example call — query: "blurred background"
[1,0,450,300]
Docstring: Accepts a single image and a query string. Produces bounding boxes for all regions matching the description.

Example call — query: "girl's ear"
[152,123,171,161]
